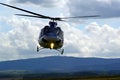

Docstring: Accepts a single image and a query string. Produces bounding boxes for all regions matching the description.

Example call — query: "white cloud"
[84,22,120,57]
[0,16,44,61]
[62,22,120,58]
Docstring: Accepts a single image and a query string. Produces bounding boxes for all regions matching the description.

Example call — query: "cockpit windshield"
[40,26,63,38]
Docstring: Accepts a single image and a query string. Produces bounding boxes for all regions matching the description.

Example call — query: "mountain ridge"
[0,56,120,73]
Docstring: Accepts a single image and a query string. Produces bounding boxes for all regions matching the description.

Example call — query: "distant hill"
[0,56,120,73]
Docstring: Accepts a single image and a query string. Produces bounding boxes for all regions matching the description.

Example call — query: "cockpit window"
[40,26,62,36]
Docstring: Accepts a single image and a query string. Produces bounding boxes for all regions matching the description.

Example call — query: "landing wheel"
[37,46,39,52]
[57,49,64,55]
[61,49,64,55]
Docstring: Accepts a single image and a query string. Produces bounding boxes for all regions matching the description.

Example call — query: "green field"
[0,71,120,80]
[22,75,120,80]
[0,75,120,80]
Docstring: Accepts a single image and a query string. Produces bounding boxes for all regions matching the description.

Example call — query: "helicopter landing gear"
[57,49,64,55]
[37,46,39,52]
[37,46,43,52]
[37,46,64,55]
[37,46,40,52]
[37,45,64,54]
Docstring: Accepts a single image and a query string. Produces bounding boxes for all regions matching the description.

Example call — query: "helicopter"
[0,3,99,54]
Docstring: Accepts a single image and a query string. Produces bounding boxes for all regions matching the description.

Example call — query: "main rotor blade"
[15,14,48,18]
[0,3,100,21]
[16,14,99,21]
[0,3,51,19]
[60,15,100,19]
[15,14,66,21]
[15,14,65,21]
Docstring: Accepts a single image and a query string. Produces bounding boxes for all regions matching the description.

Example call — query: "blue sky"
[0,0,120,61]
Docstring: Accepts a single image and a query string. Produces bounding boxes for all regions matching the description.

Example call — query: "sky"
[0,0,120,61]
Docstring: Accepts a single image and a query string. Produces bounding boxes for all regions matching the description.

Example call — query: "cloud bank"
[0,15,120,61]
[63,22,120,58]
[8,0,67,7]
[67,0,120,18]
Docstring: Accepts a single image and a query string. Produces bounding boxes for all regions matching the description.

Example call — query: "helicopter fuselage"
[38,21,64,50]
